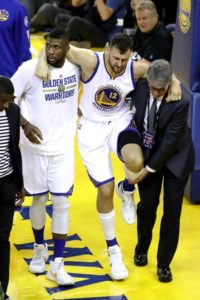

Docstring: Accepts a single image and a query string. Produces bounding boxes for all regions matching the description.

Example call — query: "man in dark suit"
[0,76,25,299]
[117,59,195,282]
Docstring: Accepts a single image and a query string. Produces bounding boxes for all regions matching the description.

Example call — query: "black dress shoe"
[157,267,173,282]
[134,252,148,266]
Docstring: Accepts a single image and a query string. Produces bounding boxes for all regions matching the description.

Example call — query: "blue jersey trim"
[81,52,100,84]
[130,60,135,89]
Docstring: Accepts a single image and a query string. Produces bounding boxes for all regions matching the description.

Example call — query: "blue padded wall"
[182,83,200,203]
[171,0,200,92]
[171,0,200,202]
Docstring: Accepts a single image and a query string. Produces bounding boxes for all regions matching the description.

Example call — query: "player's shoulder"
[18,58,37,73]
[176,96,190,107]
[62,58,80,76]
[167,96,190,111]
[11,59,35,76]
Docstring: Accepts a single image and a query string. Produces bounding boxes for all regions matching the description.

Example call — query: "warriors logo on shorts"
[95,87,121,109]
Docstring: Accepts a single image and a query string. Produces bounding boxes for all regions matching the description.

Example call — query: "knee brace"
[51,195,70,235]
[29,194,48,230]
[98,210,116,241]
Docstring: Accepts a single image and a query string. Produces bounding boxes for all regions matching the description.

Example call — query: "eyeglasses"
[148,84,169,93]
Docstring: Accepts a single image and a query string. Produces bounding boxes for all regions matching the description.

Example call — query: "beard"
[108,61,122,74]
[108,55,124,74]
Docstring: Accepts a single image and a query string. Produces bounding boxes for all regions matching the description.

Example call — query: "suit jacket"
[132,22,173,62]
[6,102,23,191]
[130,79,195,180]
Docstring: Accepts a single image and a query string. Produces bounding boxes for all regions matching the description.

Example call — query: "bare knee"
[98,182,114,200]
[97,181,114,213]
[121,144,144,172]
[127,153,143,172]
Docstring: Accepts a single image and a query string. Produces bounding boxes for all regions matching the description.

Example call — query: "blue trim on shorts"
[88,172,115,188]
[25,185,74,197]
[124,120,139,133]
[117,120,141,161]
[51,185,74,197]
[25,190,48,196]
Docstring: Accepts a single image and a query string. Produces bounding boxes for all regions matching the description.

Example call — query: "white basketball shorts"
[21,147,74,196]
[77,111,133,187]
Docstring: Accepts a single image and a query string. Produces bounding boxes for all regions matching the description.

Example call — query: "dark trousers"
[19,0,48,18]
[30,3,68,28]
[136,168,188,267]
[0,174,16,295]
[67,17,108,47]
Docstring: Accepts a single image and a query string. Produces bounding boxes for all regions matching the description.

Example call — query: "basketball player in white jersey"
[11,28,79,286]
[36,33,181,280]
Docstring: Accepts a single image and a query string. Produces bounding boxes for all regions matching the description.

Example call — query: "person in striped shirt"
[0,76,25,300]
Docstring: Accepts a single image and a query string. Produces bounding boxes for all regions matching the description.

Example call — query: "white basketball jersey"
[79,52,135,121]
[11,58,79,155]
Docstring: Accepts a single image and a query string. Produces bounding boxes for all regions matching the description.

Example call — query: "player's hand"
[131,168,149,184]
[15,188,26,206]
[166,76,182,102]
[23,122,43,144]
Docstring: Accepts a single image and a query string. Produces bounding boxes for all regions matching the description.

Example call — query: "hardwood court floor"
[7,33,200,300]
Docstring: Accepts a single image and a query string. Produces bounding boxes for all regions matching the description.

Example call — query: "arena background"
[8,0,200,299]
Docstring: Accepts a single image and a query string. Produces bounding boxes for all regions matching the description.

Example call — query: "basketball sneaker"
[108,245,128,280]
[47,258,74,286]
[116,181,136,224]
[29,243,48,274]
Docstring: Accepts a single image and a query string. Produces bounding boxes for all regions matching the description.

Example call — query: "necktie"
[143,98,157,161]
[148,98,157,132]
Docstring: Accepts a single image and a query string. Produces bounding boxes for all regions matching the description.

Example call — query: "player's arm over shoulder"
[67,45,97,78]
[133,60,149,81]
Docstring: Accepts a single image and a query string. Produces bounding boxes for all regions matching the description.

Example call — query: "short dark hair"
[110,33,133,54]
[0,76,14,94]
[45,27,69,42]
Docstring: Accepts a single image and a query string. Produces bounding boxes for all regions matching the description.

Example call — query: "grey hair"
[135,0,157,16]
[147,59,172,88]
